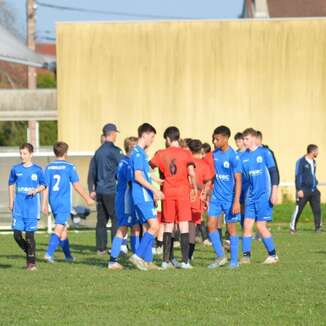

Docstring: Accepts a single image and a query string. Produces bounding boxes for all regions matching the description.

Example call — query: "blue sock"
[46,233,60,257]
[110,237,123,262]
[230,235,239,265]
[242,236,252,256]
[130,235,140,253]
[143,238,154,263]
[262,236,276,256]
[136,232,154,259]
[208,231,224,257]
[60,239,72,258]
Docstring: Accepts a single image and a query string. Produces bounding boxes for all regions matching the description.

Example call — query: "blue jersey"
[44,160,79,215]
[241,147,276,203]
[116,155,133,215]
[211,146,241,203]
[130,145,154,205]
[8,163,46,222]
[237,149,249,197]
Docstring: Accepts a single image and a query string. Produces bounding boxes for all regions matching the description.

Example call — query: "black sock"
[156,239,163,248]
[25,232,36,265]
[163,232,172,262]
[189,243,195,260]
[218,228,223,245]
[180,233,189,264]
[13,230,27,253]
[170,237,175,260]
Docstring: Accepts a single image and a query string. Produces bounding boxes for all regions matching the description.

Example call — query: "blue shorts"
[208,200,240,223]
[245,199,273,222]
[117,209,139,227]
[12,216,37,232]
[53,212,70,225]
[134,202,157,225]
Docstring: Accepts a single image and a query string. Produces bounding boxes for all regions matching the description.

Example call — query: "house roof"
[267,0,326,17]
[0,25,54,68]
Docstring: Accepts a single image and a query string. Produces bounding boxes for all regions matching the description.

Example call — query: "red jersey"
[150,147,194,200]
[203,152,215,176]
[191,157,214,213]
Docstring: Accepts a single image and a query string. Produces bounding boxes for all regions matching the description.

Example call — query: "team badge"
[31,173,38,181]
[257,156,263,163]
[223,161,230,168]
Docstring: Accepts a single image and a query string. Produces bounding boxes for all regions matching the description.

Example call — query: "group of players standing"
[8,123,280,271]
[109,123,280,271]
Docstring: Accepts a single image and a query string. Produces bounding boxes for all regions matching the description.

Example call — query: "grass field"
[0,204,325,325]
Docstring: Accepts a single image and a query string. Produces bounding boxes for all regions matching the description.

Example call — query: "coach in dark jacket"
[290,144,321,233]
[89,123,123,254]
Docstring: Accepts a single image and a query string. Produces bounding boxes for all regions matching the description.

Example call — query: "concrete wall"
[56,19,326,201]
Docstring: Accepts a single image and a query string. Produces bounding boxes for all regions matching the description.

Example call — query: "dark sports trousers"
[96,193,117,251]
[290,189,321,231]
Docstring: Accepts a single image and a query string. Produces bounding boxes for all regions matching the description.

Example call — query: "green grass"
[0,204,325,325]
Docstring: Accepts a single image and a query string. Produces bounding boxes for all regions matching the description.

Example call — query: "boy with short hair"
[188,139,212,261]
[9,143,46,271]
[150,126,197,270]
[43,141,94,263]
[108,137,141,270]
[129,123,164,271]
[240,128,279,264]
[207,126,242,269]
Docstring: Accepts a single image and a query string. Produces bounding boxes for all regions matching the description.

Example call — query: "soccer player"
[8,143,46,271]
[234,132,248,229]
[150,126,197,269]
[207,126,242,269]
[43,142,94,263]
[108,137,141,270]
[188,139,212,261]
[240,128,279,264]
[129,123,164,271]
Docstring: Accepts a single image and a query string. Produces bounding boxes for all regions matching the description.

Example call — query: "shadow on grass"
[0,264,12,269]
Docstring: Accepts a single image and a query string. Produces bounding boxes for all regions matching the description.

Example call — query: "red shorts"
[162,198,192,223]
[191,211,202,225]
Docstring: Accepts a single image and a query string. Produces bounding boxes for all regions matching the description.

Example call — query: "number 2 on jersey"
[53,174,61,191]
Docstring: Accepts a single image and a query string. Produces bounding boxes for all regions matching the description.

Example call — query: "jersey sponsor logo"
[31,173,38,181]
[256,156,263,163]
[216,174,230,181]
[16,186,33,193]
[223,161,230,168]
[248,169,263,177]
[242,159,249,163]
[16,173,23,177]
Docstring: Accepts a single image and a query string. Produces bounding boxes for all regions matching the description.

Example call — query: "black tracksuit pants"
[290,189,321,231]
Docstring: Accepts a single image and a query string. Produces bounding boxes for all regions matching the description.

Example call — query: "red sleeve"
[186,150,195,167]
[150,151,163,170]
[203,161,214,182]
[206,153,215,177]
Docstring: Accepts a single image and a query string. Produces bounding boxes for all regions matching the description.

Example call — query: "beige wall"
[57,19,326,201]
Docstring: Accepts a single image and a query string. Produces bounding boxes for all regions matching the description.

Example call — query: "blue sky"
[8,0,244,42]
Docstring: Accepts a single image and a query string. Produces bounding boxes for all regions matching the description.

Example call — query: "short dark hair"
[163,126,180,141]
[202,142,211,154]
[213,125,231,138]
[137,123,156,138]
[234,132,243,141]
[124,137,138,153]
[19,143,34,153]
[188,139,202,154]
[243,128,257,137]
[256,130,263,139]
[53,141,69,157]
[307,144,318,154]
